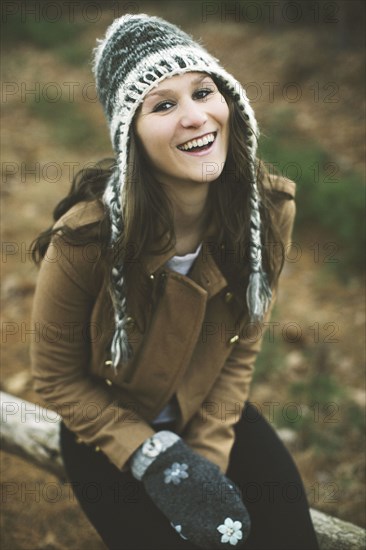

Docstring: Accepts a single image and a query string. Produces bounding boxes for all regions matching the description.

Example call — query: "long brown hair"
[31,88,286,319]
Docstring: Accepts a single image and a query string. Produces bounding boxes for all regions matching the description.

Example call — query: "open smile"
[177,132,217,153]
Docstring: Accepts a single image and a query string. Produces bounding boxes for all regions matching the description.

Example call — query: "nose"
[179,99,208,128]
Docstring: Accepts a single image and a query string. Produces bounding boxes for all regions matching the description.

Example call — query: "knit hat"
[92,14,272,371]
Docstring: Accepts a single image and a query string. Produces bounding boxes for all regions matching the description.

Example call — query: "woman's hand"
[130,431,250,548]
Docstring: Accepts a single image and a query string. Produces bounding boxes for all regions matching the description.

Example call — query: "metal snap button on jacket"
[224,291,234,303]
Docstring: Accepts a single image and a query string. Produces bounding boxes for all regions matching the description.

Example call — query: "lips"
[177,132,217,151]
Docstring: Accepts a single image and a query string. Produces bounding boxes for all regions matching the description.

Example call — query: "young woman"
[30,14,319,550]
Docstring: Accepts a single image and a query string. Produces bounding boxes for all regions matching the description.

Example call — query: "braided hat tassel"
[104,170,132,370]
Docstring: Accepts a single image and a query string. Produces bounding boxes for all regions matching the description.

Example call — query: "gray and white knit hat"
[93,14,272,371]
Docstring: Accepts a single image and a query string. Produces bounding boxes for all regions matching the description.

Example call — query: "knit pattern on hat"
[92,14,272,371]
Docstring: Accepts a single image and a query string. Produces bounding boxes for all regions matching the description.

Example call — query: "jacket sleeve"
[30,215,155,471]
[181,300,275,474]
[182,189,296,474]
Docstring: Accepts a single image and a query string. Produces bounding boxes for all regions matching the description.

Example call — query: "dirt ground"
[1,2,365,549]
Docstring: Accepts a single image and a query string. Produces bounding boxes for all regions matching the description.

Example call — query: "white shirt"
[165,242,202,276]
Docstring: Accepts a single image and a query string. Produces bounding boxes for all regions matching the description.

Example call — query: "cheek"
[136,118,170,151]
[135,119,150,147]
[135,121,157,161]
[213,97,230,135]
[134,120,174,175]
[219,103,230,129]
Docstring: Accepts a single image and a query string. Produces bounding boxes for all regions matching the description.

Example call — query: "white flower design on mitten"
[164,462,189,484]
[171,522,189,540]
[217,518,243,545]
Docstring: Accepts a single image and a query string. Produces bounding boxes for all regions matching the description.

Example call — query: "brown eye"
[152,100,175,113]
[194,88,214,100]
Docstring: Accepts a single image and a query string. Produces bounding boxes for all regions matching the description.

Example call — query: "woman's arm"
[181,299,275,473]
[30,228,155,471]
[182,194,296,473]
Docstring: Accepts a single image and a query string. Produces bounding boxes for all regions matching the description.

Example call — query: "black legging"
[60,402,319,550]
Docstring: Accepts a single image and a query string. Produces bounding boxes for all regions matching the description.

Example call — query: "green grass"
[253,305,364,459]
[2,15,90,65]
[252,334,288,383]
[27,98,98,150]
[259,107,365,277]
[273,356,364,455]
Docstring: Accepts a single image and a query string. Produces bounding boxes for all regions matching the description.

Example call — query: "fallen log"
[1,390,64,480]
[1,391,365,550]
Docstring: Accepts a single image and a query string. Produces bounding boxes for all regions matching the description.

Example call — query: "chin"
[199,162,226,184]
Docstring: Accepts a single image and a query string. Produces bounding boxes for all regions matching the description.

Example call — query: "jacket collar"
[189,242,227,299]
[143,222,228,299]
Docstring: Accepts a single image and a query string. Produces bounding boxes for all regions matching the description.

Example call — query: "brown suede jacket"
[30,175,295,473]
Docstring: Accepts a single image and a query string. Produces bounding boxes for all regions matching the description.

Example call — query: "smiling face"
[135,72,230,190]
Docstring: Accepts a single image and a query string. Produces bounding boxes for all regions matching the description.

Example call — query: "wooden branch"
[1,390,64,480]
[310,509,366,550]
[1,391,365,549]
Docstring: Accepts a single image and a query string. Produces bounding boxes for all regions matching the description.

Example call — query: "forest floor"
[1,3,365,549]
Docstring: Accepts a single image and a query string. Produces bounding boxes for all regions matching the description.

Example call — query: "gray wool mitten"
[130,431,250,548]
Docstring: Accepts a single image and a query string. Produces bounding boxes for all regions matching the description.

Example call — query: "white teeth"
[178,133,216,151]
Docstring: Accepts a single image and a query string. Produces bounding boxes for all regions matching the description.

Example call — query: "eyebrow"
[145,74,212,99]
